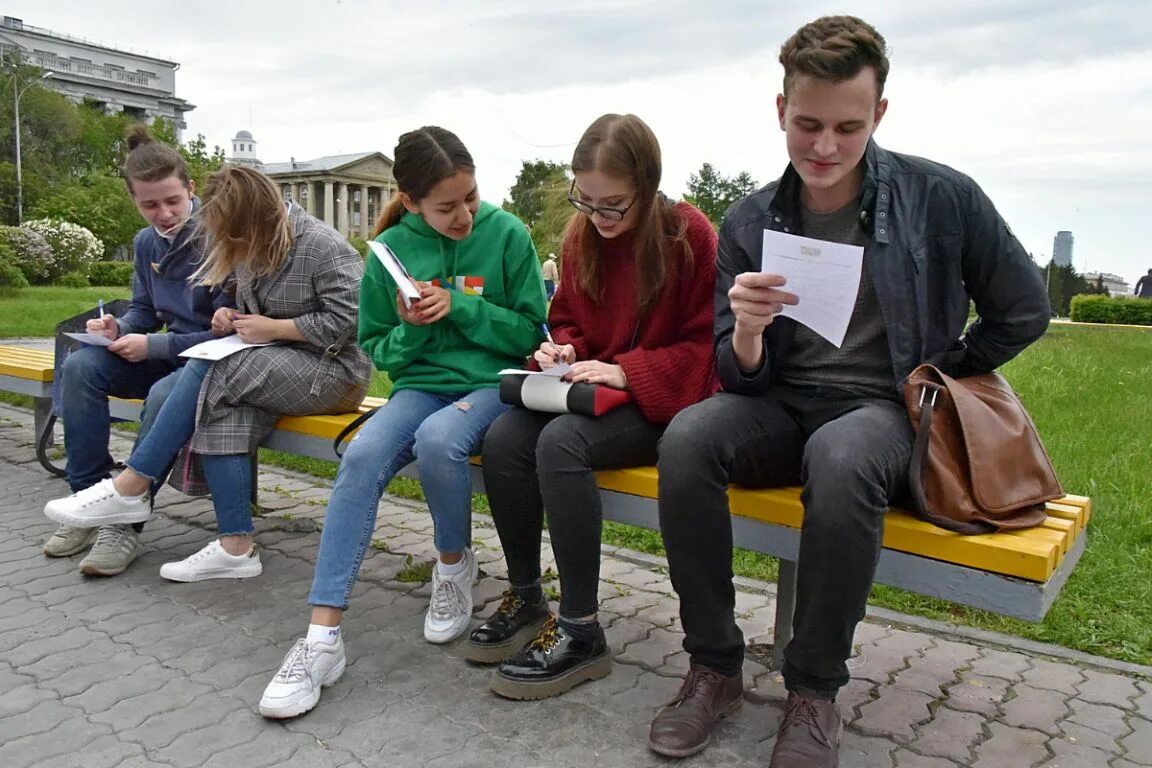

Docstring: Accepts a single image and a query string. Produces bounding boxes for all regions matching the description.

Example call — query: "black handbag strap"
[332,406,379,458]
[908,382,996,535]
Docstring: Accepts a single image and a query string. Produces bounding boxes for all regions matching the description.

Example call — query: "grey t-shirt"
[777,201,897,400]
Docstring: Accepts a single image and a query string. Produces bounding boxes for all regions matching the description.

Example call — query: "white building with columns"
[0,15,194,136]
[262,151,397,240]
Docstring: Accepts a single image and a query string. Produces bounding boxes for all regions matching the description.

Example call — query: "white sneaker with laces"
[44,478,151,528]
[424,548,478,644]
[158,540,263,582]
[259,636,346,719]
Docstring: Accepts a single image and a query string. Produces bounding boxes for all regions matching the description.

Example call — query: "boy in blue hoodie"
[42,125,229,576]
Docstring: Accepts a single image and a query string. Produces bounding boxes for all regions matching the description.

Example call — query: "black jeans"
[657,388,913,694]
[483,404,663,619]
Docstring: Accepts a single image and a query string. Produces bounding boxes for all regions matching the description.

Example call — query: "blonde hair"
[194,166,292,286]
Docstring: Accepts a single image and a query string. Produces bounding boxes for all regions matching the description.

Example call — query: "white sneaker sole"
[44,502,150,528]
[259,658,346,719]
[159,562,263,583]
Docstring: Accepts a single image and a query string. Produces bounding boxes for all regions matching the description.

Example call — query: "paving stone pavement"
[0,403,1149,767]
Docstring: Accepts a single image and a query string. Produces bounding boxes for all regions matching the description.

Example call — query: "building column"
[360,186,373,237]
[335,183,348,236]
[323,182,335,227]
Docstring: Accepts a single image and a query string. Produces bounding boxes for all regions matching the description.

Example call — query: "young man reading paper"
[647,16,1050,766]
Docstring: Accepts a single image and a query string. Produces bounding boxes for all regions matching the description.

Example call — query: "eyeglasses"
[566,180,635,222]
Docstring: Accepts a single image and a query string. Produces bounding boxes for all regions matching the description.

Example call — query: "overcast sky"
[10,1,1152,286]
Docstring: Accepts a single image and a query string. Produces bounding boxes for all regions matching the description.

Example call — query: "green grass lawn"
[0,286,133,338]
[4,287,1148,664]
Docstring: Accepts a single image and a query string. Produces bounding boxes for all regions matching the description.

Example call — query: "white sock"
[437,556,467,576]
[307,624,341,645]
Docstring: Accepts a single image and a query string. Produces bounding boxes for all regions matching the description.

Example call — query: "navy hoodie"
[115,197,232,360]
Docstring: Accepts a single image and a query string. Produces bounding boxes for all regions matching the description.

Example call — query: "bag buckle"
[918,385,939,408]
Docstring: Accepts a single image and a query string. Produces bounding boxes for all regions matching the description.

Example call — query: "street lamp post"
[13,70,54,225]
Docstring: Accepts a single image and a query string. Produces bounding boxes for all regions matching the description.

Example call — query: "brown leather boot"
[647,664,743,758]
[768,690,842,767]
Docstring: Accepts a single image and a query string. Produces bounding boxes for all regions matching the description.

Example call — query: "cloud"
[12,0,1152,282]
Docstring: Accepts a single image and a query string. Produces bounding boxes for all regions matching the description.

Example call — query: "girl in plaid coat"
[44,167,373,582]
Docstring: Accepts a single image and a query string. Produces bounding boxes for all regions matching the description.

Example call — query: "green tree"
[503,160,569,229]
[152,119,226,189]
[503,160,571,260]
[30,174,142,258]
[684,163,759,226]
[1037,260,1092,317]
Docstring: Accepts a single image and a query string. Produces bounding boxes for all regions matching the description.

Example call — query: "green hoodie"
[359,201,547,393]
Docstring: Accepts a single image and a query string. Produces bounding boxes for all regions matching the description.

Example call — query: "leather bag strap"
[908,381,996,535]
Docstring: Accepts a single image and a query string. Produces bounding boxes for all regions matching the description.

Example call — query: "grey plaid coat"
[188,203,372,456]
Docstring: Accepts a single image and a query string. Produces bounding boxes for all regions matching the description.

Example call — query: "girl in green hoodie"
[260,126,547,720]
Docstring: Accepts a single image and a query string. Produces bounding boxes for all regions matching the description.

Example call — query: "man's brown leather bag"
[903,364,1063,534]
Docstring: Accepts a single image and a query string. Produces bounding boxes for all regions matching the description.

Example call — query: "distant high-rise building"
[1053,231,1074,267]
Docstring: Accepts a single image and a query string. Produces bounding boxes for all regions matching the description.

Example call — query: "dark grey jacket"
[715,140,1050,396]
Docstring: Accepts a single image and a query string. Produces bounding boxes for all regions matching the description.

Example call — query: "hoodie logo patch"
[433,276,485,295]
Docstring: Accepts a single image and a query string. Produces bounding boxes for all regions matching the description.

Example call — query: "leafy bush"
[0,259,29,290]
[0,240,29,290]
[0,225,56,284]
[87,260,134,286]
[57,270,90,288]
[348,234,369,259]
[1070,294,1152,326]
[22,218,105,280]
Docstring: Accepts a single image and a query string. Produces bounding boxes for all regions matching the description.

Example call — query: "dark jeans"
[657,388,913,695]
[483,404,664,619]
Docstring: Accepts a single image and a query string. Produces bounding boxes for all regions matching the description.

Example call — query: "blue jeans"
[60,346,180,493]
[124,360,256,536]
[308,387,508,609]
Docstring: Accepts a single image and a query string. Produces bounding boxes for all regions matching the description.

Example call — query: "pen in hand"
[540,322,560,362]
[97,299,105,318]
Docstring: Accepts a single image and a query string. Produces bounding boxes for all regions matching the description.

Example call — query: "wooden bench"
[0,344,1090,666]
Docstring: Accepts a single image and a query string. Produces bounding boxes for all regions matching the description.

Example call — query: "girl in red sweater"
[469,113,718,700]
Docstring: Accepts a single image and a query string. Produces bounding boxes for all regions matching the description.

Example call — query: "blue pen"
[540,322,556,346]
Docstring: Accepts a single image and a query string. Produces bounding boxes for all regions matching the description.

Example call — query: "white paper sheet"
[498,363,572,378]
[367,240,421,309]
[761,230,865,348]
[63,331,114,347]
[178,335,274,361]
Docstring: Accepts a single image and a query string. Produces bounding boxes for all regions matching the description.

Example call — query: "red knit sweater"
[548,202,719,424]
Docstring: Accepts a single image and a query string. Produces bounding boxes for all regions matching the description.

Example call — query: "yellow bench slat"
[91,386,1085,583]
[592,465,1070,582]
[0,346,54,382]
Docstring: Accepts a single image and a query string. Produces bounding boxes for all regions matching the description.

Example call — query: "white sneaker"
[44,479,151,528]
[43,524,97,557]
[424,548,477,644]
[158,540,263,582]
[259,636,346,719]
